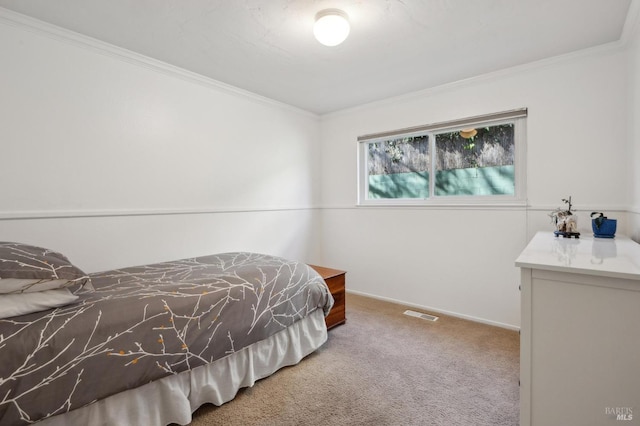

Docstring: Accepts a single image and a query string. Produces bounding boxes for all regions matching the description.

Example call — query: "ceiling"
[0,0,635,114]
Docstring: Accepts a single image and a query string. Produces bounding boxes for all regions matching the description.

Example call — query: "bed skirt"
[40,309,328,426]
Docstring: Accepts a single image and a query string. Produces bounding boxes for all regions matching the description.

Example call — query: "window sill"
[356,198,528,210]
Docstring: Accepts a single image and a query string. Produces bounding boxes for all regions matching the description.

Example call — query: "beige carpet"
[187,293,520,426]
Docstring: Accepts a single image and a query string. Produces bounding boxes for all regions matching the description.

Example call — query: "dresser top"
[515,231,640,280]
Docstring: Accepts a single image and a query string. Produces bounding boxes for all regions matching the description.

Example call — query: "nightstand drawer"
[309,265,346,329]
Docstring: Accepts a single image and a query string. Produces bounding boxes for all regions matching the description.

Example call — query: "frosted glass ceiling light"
[314,9,350,46]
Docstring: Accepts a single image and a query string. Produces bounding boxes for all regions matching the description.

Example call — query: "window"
[358,109,526,206]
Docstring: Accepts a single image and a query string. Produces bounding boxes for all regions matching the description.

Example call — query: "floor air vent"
[403,310,439,322]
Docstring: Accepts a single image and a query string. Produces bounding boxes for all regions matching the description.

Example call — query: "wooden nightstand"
[309,265,346,329]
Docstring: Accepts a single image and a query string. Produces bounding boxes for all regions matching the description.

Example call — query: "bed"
[0,242,333,425]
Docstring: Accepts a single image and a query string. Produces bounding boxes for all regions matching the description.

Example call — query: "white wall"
[0,210,321,273]
[629,14,640,243]
[319,45,630,329]
[0,14,322,271]
[1,8,636,330]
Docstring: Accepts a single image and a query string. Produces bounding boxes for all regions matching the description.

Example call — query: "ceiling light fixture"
[314,9,350,47]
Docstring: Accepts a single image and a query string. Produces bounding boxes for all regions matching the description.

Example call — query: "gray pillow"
[0,242,91,294]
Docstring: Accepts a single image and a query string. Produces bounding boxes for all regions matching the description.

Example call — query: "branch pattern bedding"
[0,243,333,425]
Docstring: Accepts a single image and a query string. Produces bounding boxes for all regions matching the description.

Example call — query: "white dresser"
[516,232,640,426]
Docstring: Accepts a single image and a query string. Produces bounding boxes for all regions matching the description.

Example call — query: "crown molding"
[0,7,318,120]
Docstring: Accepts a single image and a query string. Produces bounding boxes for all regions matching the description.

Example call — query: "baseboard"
[346,289,520,331]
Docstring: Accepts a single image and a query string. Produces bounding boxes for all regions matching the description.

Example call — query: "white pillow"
[0,278,72,294]
[0,242,91,294]
[0,288,79,319]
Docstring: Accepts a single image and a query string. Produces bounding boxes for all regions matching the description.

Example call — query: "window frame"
[357,109,527,207]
